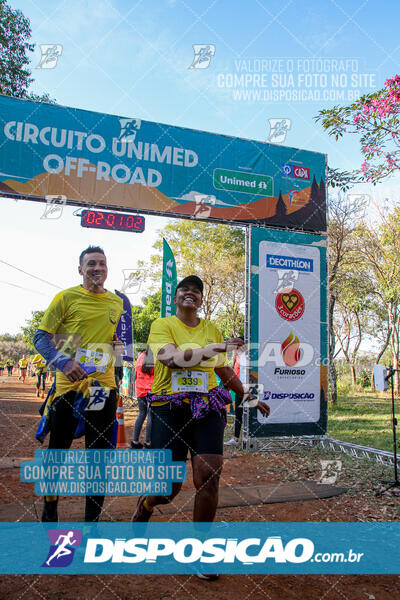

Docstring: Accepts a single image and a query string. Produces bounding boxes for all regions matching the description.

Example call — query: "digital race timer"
[81,210,145,233]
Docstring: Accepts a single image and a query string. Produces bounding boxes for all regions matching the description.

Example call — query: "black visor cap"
[175,275,204,295]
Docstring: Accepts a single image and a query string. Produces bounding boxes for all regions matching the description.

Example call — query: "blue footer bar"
[0,522,398,574]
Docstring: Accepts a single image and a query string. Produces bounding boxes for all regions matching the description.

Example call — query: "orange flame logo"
[281,331,301,366]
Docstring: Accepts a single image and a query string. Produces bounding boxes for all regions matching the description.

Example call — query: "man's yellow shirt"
[39,285,123,396]
[19,359,28,368]
[32,354,46,372]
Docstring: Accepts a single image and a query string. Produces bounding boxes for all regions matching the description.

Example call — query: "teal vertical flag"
[161,239,177,317]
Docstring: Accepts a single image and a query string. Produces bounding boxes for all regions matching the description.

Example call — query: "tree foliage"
[354,208,400,393]
[327,193,366,403]
[316,75,400,185]
[0,0,54,102]
[21,310,44,351]
[0,335,29,361]
[140,220,245,336]
[131,291,161,349]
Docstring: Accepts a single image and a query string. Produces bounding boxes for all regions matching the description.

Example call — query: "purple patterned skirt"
[146,386,232,422]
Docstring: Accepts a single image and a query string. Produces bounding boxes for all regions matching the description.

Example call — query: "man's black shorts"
[150,402,226,461]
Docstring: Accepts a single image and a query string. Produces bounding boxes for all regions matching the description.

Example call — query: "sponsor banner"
[0,95,326,231]
[266,254,313,272]
[282,163,311,180]
[250,228,327,437]
[115,290,134,362]
[0,522,398,574]
[20,449,186,496]
[161,239,177,318]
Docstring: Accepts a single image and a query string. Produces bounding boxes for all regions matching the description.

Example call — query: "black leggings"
[48,389,117,522]
[36,372,46,390]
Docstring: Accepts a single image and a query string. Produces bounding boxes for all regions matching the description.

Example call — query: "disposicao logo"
[83,536,314,565]
[42,529,82,568]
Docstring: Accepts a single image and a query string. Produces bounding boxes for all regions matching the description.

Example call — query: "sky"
[1,0,400,335]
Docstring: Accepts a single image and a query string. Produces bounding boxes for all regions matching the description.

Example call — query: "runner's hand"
[224,337,246,352]
[62,360,88,382]
[241,391,270,417]
[256,401,270,417]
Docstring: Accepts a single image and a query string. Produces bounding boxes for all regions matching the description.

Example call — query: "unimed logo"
[84,536,314,564]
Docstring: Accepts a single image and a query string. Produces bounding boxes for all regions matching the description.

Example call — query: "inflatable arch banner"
[0,95,326,231]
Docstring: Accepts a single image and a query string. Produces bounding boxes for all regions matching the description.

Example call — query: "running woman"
[132,276,270,534]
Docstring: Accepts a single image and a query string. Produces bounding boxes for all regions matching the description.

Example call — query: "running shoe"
[41,499,58,522]
[196,573,219,581]
[131,496,153,522]
[224,437,239,446]
[130,441,143,449]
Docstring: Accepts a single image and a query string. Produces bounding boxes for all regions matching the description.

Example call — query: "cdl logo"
[281,164,310,180]
[293,165,310,180]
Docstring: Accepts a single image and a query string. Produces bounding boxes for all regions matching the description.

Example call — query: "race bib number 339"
[171,370,209,393]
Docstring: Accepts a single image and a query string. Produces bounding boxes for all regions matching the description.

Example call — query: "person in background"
[225,340,246,446]
[32,353,47,398]
[18,355,29,383]
[6,358,14,376]
[131,347,154,449]
[0,359,5,376]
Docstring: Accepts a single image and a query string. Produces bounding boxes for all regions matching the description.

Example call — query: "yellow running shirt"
[148,316,228,398]
[19,359,28,368]
[39,285,123,396]
[32,354,46,372]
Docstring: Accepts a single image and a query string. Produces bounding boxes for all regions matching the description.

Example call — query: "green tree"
[0,0,54,101]
[140,220,245,336]
[0,334,29,361]
[328,193,366,404]
[21,310,44,351]
[355,209,400,393]
[333,270,371,386]
[131,291,161,349]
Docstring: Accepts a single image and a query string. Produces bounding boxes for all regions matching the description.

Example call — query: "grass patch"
[328,390,396,452]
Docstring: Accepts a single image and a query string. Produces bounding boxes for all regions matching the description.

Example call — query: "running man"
[0,359,5,376]
[6,358,14,376]
[18,355,28,383]
[33,246,123,523]
[32,353,47,398]
[131,276,270,539]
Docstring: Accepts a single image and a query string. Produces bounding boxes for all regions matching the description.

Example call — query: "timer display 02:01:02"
[81,210,145,233]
